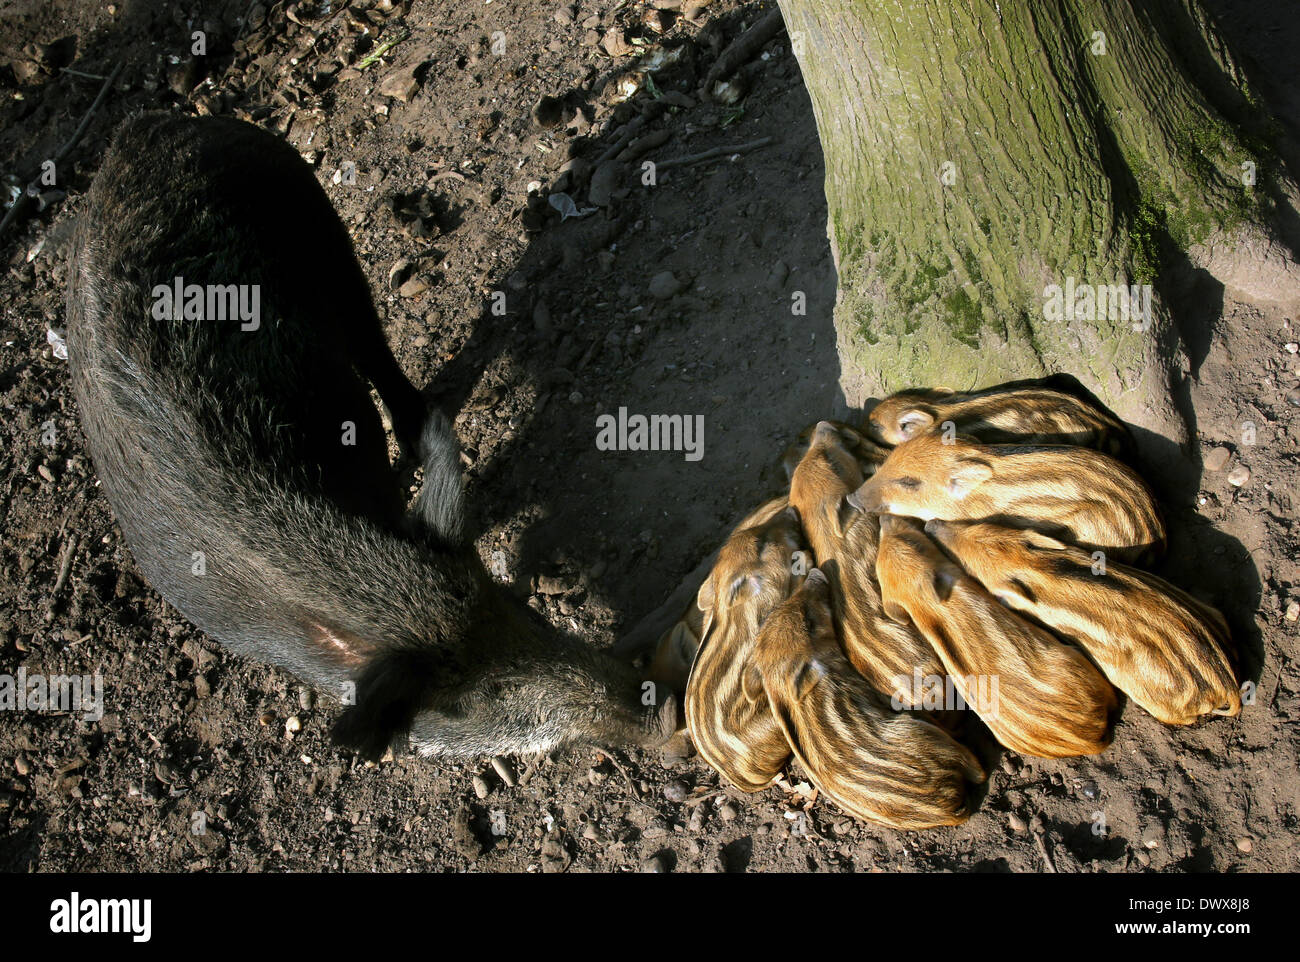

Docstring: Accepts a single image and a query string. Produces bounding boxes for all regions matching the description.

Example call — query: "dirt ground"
[0,0,1297,873]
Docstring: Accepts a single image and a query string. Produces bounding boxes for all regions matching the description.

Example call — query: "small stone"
[648,270,684,300]
[1008,812,1027,832]
[1227,465,1251,487]
[14,754,29,776]
[398,275,430,298]
[1285,388,1300,408]
[1236,837,1253,853]
[299,689,316,711]
[718,802,738,821]
[37,463,55,483]
[1080,780,1099,800]
[285,715,302,733]
[491,757,517,787]
[1285,601,1299,623]
[1285,343,1299,354]
[1203,446,1231,472]
[641,852,671,873]
[259,711,275,726]
[378,65,420,102]
[601,27,633,57]
[553,6,573,24]
[582,822,600,841]
[663,780,689,803]
[194,675,211,699]
[472,775,491,799]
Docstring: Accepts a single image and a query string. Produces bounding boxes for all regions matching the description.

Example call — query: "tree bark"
[776,0,1299,452]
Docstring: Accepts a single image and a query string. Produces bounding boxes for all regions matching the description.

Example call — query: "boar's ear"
[947,459,993,498]
[740,664,766,705]
[834,495,859,537]
[997,578,1036,608]
[1023,529,1068,551]
[882,599,911,624]
[696,576,716,614]
[838,424,864,447]
[932,566,959,601]
[896,407,936,440]
[792,658,827,702]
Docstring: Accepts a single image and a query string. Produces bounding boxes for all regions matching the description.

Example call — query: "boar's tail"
[331,649,440,761]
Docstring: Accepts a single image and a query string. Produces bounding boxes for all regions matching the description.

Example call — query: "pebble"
[472,775,491,799]
[378,65,420,102]
[1203,445,1231,472]
[14,754,29,776]
[718,802,738,821]
[1286,601,1299,622]
[1236,837,1253,853]
[37,463,54,483]
[398,275,430,298]
[1008,812,1027,832]
[258,711,275,726]
[1080,780,1099,800]
[582,822,600,841]
[641,852,671,873]
[298,689,316,711]
[1286,388,1300,408]
[285,715,302,733]
[1286,343,1299,354]
[491,757,517,787]
[1227,465,1251,487]
[663,780,689,803]
[648,270,684,300]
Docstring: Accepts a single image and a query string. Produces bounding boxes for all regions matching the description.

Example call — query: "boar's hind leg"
[345,316,429,461]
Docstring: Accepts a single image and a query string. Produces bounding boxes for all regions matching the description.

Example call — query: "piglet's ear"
[896,408,935,439]
[882,600,911,624]
[947,459,993,498]
[793,658,827,702]
[740,665,766,705]
[1023,529,1068,551]
[696,576,716,614]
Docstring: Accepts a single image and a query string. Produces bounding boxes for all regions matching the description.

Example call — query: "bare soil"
[0,0,1297,872]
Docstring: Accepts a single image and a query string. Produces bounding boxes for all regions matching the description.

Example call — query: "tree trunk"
[776,0,1300,453]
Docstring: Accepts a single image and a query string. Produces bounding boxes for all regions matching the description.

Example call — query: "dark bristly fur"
[67,114,674,760]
